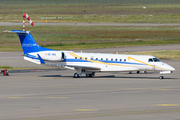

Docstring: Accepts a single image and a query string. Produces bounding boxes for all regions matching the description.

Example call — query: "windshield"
[153,58,160,62]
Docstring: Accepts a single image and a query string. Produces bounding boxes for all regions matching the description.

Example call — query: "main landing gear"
[159,75,164,79]
[74,73,80,78]
[129,71,147,74]
[73,72,95,78]
[86,73,95,78]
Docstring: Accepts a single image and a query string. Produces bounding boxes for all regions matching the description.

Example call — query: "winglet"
[37,54,45,64]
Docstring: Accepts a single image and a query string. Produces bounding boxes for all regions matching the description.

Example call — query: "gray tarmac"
[0,60,180,120]
[0,45,180,120]
[2,22,180,26]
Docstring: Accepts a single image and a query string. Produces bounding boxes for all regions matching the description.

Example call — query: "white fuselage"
[26,51,175,74]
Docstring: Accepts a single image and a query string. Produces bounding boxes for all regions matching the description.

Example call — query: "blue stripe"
[64,59,144,65]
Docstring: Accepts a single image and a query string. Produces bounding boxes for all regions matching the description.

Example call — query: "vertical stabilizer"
[12,30,54,54]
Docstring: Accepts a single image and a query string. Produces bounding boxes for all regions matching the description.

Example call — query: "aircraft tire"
[144,71,147,74]
[159,76,164,79]
[86,74,90,77]
[74,73,80,78]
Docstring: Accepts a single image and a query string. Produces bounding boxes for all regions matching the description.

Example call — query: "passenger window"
[80,57,82,59]
[111,58,113,61]
[106,58,108,61]
[120,59,122,62]
[148,58,153,62]
[124,59,126,62]
[115,59,117,61]
[91,58,93,60]
[75,57,77,59]
[85,57,87,60]
[101,58,103,61]
[96,58,98,60]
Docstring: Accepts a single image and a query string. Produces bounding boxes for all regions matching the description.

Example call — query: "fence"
[0,0,180,5]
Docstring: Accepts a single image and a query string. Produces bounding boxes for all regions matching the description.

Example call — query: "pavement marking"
[152,89,176,91]
[22,109,180,120]
[75,109,99,112]
[156,104,180,106]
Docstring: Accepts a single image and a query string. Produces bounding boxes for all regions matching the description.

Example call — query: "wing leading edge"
[32,54,101,71]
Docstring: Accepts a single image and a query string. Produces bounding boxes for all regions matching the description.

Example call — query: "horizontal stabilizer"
[24,56,41,65]
[3,30,29,34]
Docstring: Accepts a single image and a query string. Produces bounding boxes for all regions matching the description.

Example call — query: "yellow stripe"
[69,52,134,67]
[128,56,171,70]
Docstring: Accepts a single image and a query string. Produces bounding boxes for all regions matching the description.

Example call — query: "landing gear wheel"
[86,73,95,78]
[137,71,140,74]
[143,71,147,74]
[86,74,90,77]
[74,73,80,78]
[91,72,95,77]
[159,76,164,79]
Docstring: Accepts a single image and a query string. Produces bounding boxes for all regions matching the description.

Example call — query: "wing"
[37,54,100,71]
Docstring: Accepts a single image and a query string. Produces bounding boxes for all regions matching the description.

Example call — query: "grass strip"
[124,50,180,60]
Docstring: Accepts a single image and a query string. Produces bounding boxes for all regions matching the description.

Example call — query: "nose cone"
[167,64,175,71]
[170,66,175,71]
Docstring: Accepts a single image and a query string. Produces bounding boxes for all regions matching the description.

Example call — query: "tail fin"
[11,30,54,54]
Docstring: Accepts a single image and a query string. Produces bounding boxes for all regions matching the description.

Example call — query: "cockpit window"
[153,58,160,62]
[148,58,160,62]
[148,58,153,62]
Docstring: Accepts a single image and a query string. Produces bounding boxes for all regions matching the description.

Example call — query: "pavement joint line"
[75,109,99,112]
[22,109,180,120]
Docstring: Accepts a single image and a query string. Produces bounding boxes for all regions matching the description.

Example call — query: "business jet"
[6,30,175,79]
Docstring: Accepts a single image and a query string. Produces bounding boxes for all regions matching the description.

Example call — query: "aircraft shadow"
[39,75,177,80]
[40,75,62,77]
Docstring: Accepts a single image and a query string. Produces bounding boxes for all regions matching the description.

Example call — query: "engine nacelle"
[38,51,65,61]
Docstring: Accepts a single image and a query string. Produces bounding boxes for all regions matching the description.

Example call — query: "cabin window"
[75,57,77,59]
[111,58,113,61]
[96,58,98,60]
[91,58,93,60]
[120,59,122,62]
[106,58,108,61]
[124,59,126,62]
[148,58,153,62]
[101,58,103,61]
[115,59,117,61]
[85,57,87,60]
[153,58,160,62]
[80,57,82,59]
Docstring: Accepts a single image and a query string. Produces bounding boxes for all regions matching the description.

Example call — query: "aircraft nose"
[167,64,175,71]
[163,62,175,71]
[171,66,175,71]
